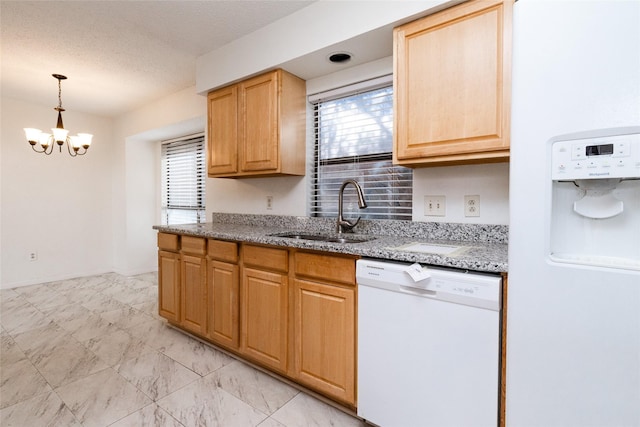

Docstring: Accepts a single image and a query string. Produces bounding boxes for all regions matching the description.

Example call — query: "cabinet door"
[180,254,207,335]
[239,71,279,172]
[293,279,356,406]
[158,250,180,322]
[208,85,238,175]
[394,0,512,165]
[241,267,288,372]
[208,260,239,349]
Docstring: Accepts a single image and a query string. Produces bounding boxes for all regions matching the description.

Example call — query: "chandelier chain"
[58,78,62,109]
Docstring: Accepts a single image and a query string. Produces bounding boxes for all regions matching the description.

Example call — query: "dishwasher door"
[356,259,501,427]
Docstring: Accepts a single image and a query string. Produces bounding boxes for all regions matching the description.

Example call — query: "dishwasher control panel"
[356,259,501,311]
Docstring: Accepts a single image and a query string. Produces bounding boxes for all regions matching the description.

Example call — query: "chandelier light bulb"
[77,133,93,148]
[39,133,51,148]
[52,127,69,144]
[24,128,42,145]
[69,135,80,151]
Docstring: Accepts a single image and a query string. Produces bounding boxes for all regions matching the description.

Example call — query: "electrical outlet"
[425,195,446,216]
[28,251,38,262]
[266,195,273,210]
[464,195,480,217]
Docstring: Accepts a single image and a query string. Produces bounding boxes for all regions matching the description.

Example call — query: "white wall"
[0,97,114,288]
[196,0,454,93]
[206,176,308,217]
[111,86,206,276]
[413,164,510,224]
[1,86,207,287]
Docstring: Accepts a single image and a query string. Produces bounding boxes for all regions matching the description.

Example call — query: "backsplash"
[211,213,508,244]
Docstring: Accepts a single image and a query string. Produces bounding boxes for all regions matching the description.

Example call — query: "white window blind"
[311,82,412,220]
[161,134,206,225]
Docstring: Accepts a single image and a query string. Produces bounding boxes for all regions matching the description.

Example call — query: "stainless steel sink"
[270,232,374,244]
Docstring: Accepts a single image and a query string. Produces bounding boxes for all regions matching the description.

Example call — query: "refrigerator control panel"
[551,133,640,180]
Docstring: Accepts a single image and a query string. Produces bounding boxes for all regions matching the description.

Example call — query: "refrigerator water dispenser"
[549,128,640,270]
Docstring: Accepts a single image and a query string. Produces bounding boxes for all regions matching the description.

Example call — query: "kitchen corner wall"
[0,97,115,288]
[0,85,206,288]
[111,86,206,277]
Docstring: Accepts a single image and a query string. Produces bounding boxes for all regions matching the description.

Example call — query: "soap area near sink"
[390,241,468,255]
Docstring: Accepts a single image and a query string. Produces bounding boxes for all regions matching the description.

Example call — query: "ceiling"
[0,0,323,117]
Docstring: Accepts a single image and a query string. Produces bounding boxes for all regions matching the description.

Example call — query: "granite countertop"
[153,214,508,274]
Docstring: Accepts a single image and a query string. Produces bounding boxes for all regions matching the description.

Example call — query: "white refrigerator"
[508,1,640,426]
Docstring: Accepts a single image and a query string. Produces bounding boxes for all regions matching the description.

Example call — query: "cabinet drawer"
[208,239,238,263]
[181,236,206,256]
[158,232,179,251]
[295,252,356,286]
[243,245,288,272]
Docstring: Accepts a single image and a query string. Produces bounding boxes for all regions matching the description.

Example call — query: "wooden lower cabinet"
[240,267,289,373]
[158,250,180,322]
[207,239,240,349]
[293,251,357,407]
[157,234,358,408]
[293,278,356,406]
[180,253,207,335]
[207,259,239,349]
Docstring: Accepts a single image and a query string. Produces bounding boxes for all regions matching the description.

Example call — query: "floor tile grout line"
[49,381,85,425]
[3,272,364,426]
[115,349,203,403]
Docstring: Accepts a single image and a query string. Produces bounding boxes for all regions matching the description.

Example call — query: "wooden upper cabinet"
[207,69,306,178]
[207,85,238,175]
[393,0,513,166]
[240,72,279,172]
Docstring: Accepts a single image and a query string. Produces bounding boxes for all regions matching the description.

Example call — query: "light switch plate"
[425,195,446,216]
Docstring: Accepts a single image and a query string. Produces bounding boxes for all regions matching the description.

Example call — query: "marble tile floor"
[0,272,366,427]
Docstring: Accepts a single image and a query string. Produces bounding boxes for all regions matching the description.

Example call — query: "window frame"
[310,79,412,221]
[160,133,206,225]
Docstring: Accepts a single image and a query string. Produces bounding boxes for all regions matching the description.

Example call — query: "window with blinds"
[161,134,206,225]
[311,82,412,220]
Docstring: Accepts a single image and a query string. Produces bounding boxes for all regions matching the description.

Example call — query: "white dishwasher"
[356,259,501,427]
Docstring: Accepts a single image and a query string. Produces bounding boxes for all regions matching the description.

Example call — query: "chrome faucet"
[336,179,368,234]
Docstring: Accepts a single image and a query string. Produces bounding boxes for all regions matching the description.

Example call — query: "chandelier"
[24,74,93,156]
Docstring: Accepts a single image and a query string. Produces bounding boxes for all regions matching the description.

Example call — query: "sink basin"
[271,232,374,244]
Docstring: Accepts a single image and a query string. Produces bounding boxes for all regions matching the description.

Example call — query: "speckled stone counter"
[153,213,508,273]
